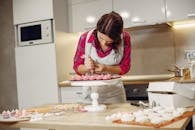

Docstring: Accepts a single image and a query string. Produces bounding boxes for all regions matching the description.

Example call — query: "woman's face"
[97,31,113,47]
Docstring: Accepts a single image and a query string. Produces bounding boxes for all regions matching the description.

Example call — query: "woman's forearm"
[77,64,122,75]
[104,65,122,74]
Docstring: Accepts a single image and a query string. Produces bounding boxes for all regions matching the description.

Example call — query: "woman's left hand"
[84,56,95,73]
[94,63,106,73]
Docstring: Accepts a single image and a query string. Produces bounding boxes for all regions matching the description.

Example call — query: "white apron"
[83,30,126,104]
[85,29,124,65]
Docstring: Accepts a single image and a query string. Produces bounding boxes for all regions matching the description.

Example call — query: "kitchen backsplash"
[55,31,81,81]
[174,26,195,67]
[55,24,195,81]
[126,24,175,75]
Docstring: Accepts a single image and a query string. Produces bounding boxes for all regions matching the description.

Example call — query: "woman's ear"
[120,33,123,39]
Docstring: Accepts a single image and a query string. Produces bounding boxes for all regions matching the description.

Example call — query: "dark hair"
[95,11,123,50]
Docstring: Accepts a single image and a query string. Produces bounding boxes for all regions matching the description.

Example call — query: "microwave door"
[21,24,42,43]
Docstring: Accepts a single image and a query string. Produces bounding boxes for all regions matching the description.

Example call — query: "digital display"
[21,25,42,41]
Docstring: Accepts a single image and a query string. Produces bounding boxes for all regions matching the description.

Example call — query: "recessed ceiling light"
[120,11,129,19]
[86,16,95,23]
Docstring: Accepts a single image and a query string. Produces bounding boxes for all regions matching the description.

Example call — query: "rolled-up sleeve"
[73,32,87,74]
[119,32,131,75]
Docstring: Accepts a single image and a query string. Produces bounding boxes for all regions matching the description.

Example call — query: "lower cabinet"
[60,87,83,103]
[60,83,149,103]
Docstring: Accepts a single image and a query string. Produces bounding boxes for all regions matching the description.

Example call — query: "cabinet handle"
[187,13,195,18]
[76,92,82,95]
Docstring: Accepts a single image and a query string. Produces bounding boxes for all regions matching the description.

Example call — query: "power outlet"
[184,50,195,59]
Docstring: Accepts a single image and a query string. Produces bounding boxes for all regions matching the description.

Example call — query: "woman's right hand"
[94,63,106,74]
[84,56,95,73]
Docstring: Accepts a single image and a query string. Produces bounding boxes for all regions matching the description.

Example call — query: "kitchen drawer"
[60,87,84,103]
[124,84,148,100]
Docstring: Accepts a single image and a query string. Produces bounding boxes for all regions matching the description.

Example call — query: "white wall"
[0,3,18,130]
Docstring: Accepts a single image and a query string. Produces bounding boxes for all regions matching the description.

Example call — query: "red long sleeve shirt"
[73,31,131,75]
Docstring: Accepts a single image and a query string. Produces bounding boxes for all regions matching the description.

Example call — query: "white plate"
[0,115,30,123]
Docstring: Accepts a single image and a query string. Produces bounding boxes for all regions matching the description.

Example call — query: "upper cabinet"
[13,0,53,25]
[113,0,166,28]
[165,0,195,22]
[69,0,195,32]
[69,0,112,32]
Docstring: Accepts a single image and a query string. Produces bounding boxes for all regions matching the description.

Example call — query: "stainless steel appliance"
[124,84,149,101]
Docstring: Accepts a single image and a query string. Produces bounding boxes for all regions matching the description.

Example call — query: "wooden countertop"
[59,74,176,87]
[169,77,195,83]
[0,103,193,130]
[58,74,195,87]
[122,74,175,85]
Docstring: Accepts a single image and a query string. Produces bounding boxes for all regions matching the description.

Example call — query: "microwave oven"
[16,19,53,46]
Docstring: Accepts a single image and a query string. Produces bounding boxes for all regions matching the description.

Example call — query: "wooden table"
[0,103,193,130]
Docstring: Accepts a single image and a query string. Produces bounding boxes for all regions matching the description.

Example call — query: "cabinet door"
[15,44,59,108]
[113,0,166,28]
[13,0,53,24]
[70,0,112,32]
[61,87,83,103]
[166,0,195,22]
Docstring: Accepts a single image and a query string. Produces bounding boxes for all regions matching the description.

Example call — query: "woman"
[73,11,131,103]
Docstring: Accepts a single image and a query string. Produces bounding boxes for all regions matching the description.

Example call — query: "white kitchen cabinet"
[165,0,195,22]
[113,0,166,28]
[15,44,59,130]
[13,0,53,24]
[69,0,112,32]
[60,86,85,103]
[69,0,95,5]
[15,44,59,108]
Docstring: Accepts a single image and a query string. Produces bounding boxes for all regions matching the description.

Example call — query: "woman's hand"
[94,63,106,74]
[84,56,95,73]
[94,63,122,75]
